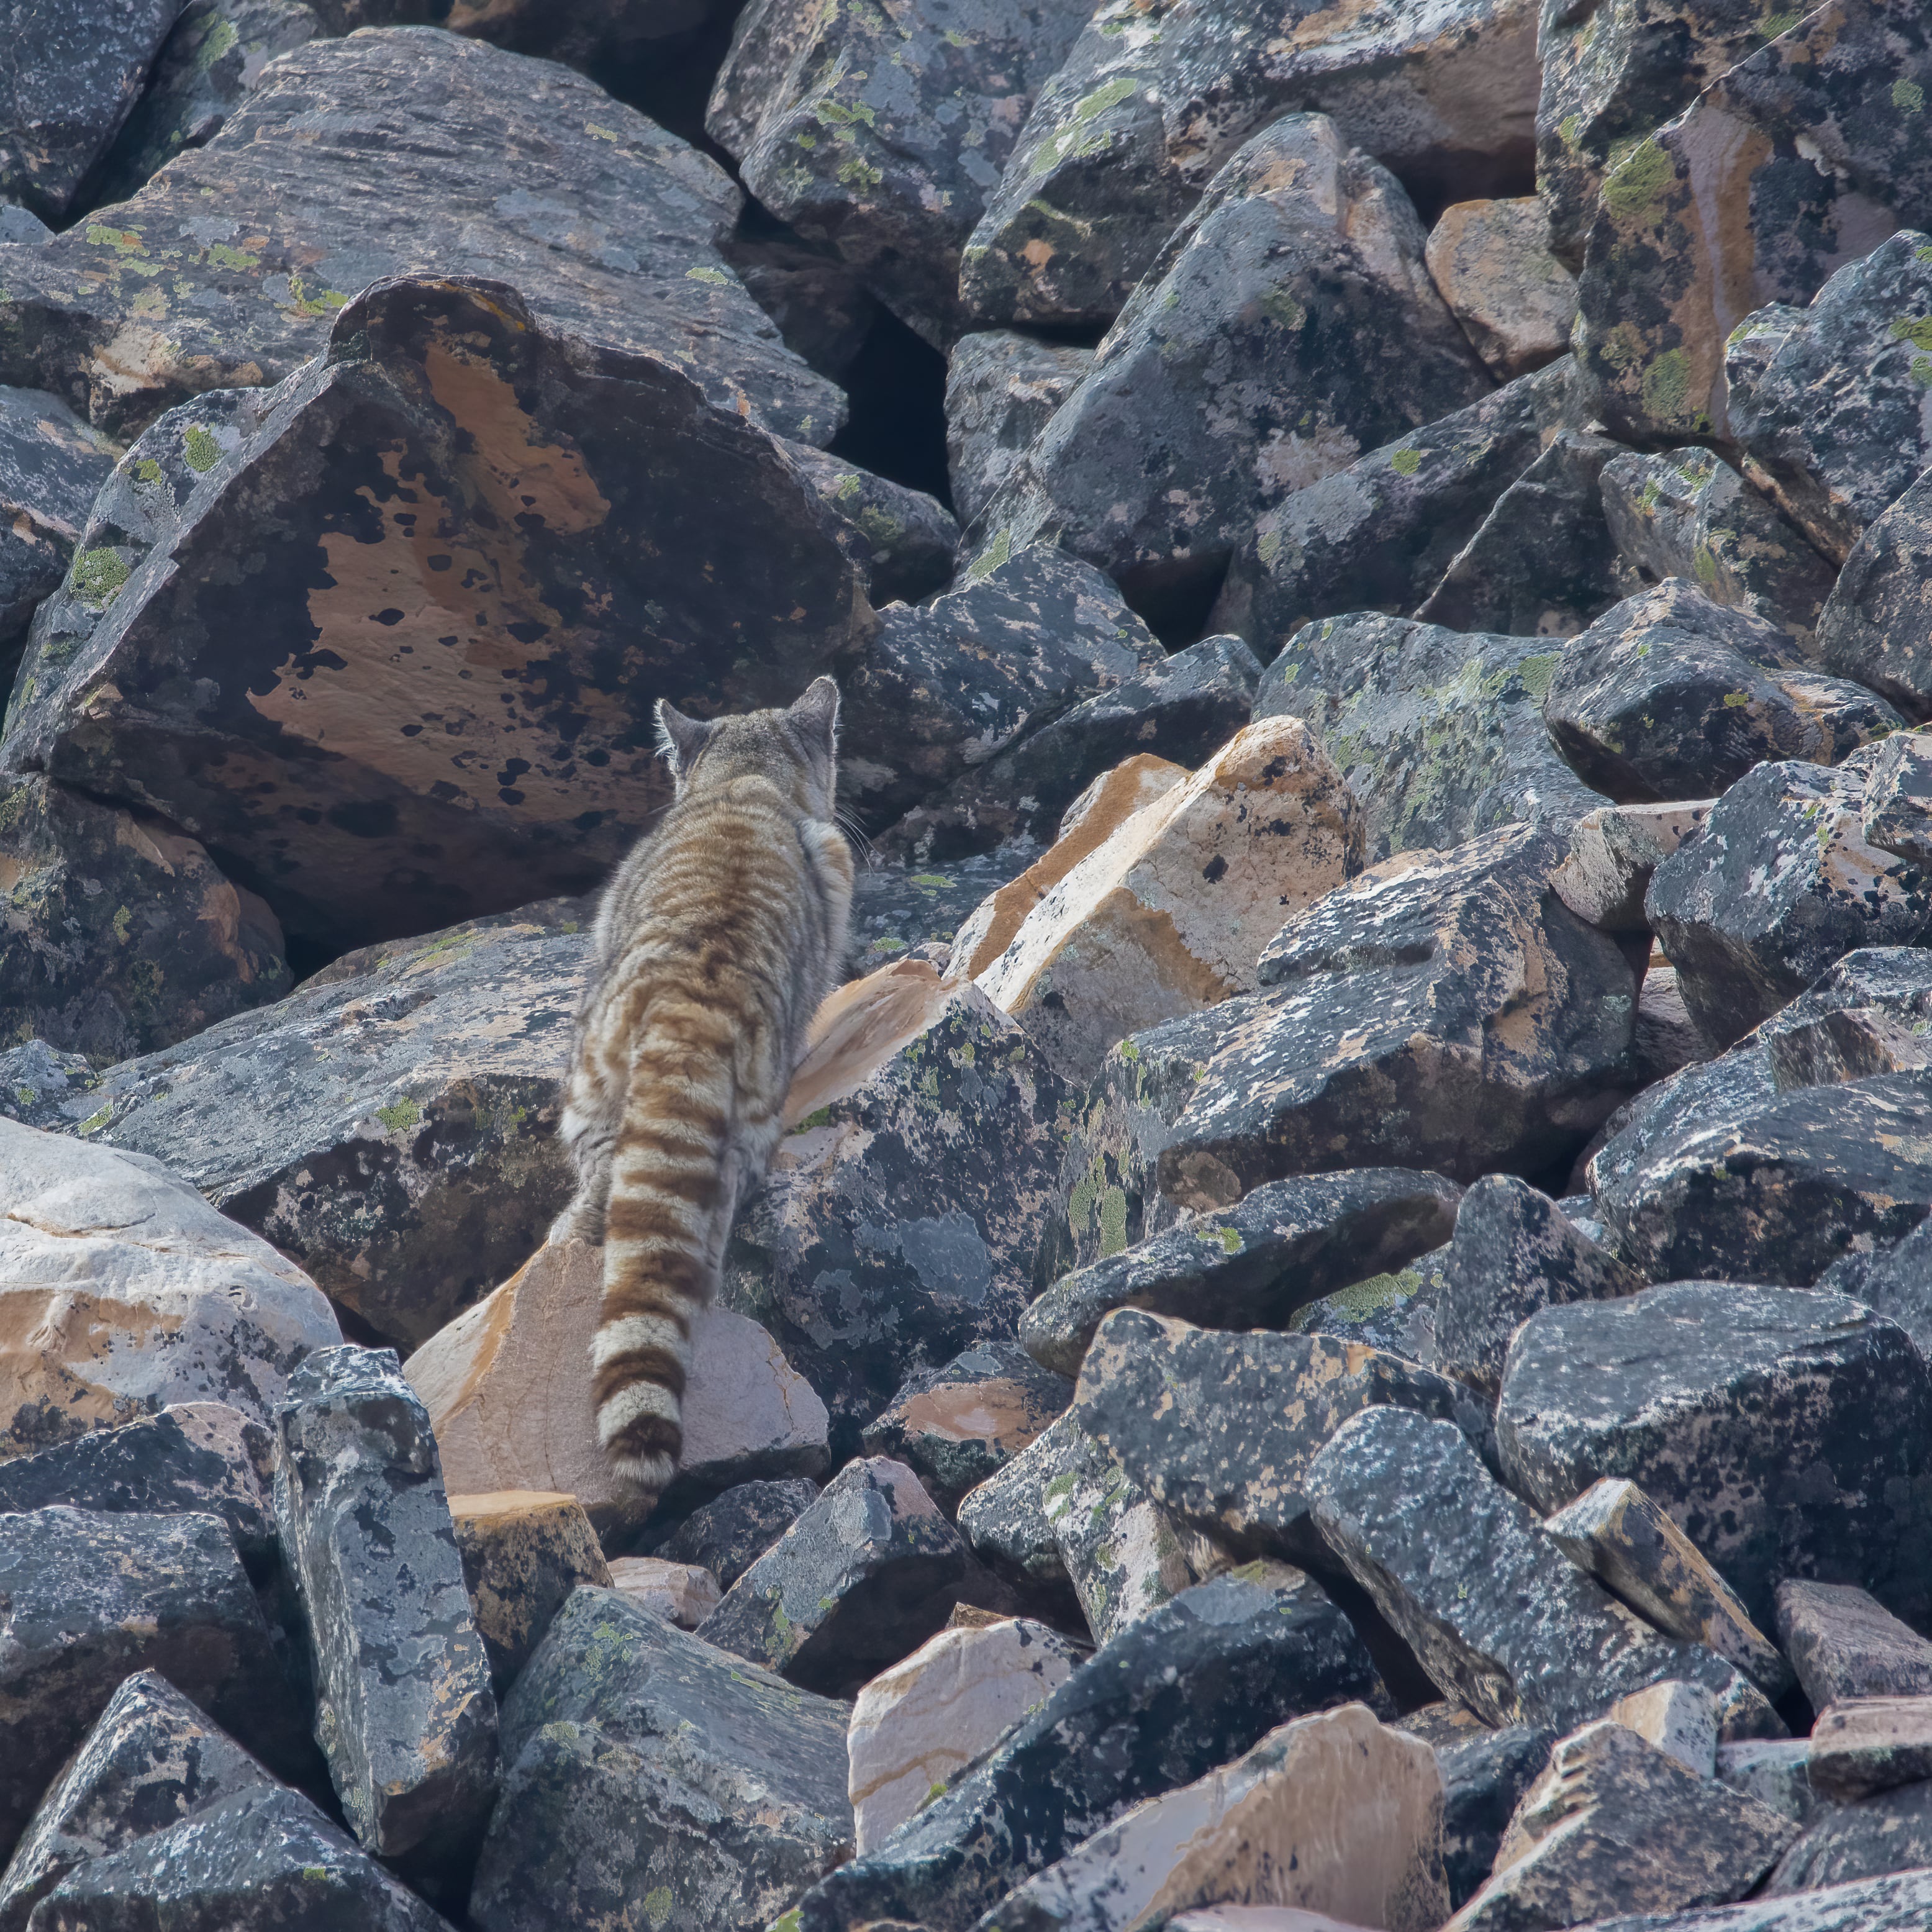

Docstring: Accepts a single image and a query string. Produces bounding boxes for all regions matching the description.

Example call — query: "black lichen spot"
[371,608,406,626]
[328,799,400,838]
[1202,855,1228,883]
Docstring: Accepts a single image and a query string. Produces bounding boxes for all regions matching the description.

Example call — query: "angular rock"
[0,775,290,1063]
[847,1617,1082,1854]
[0,28,840,443]
[1585,1869,1932,1928]
[653,1479,822,1592]
[697,1458,969,1695]
[605,1556,722,1630]
[1071,1308,1479,1567]
[272,1345,498,1863]
[1397,1707,1556,1912]
[1435,1177,1643,1395]
[1646,753,1932,1049]
[960,0,1540,329]
[1254,614,1601,864]
[976,717,1363,1084]
[721,226,878,386]
[1497,1282,1932,1630]
[1450,1717,1794,1931]
[782,442,958,607]
[1728,232,1932,569]
[1554,799,1713,933]
[955,1410,1087,1602]
[0,1506,301,1858]
[710,0,1094,343]
[0,1118,338,1456]
[787,1564,1387,1932]
[1611,1679,1721,1777]
[406,1241,829,1535]
[0,0,183,224]
[1545,1479,1792,1700]
[1573,2,1932,445]
[0,387,116,680]
[1024,1168,1462,1378]
[1,275,866,953]
[1766,1780,1932,1895]
[1040,1427,1195,1646]
[449,1490,612,1695]
[1777,1582,1932,1710]
[975,114,1492,609]
[1816,466,1932,720]
[1305,1405,1782,1737]
[1809,1698,1932,1802]
[1600,448,1836,653]
[877,635,1261,868]
[1286,1246,1449,1363]
[837,544,1161,830]
[29,1784,454,1931]
[0,1039,98,1130]
[849,849,1043,974]
[862,1341,1072,1515]
[723,983,1069,1454]
[1819,1214,1932,1363]
[1719,1739,1823,1830]
[1544,582,1900,808]
[0,1401,276,1581]
[1426,197,1578,380]
[469,1585,853,1932]
[981,1703,1448,1932]
[945,333,1094,535]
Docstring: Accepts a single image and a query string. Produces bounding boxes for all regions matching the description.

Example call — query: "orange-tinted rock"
[1426,197,1579,378]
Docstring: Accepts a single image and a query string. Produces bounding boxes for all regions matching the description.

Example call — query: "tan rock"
[403,1238,828,1531]
[607,1555,723,1629]
[987,1702,1448,1932]
[784,957,966,1126]
[948,754,1188,981]
[1554,802,1715,933]
[974,719,1363,1082]
[1425,197,1578,380]
[846,1616,1082,1853]
[1611,1679,1719,1777]
[1808,1696,1932,1801]
[448,1489,611,1689]
[0,1117,340,1456]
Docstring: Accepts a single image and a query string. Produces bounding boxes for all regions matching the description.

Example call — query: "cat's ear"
[789,675,840,760]
[655,699,712,780]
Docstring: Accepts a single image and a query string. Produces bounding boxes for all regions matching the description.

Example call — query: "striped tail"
[591,1017,739,1503]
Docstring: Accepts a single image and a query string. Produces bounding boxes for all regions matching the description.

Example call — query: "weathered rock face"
[1426,196,1579,379]
[1023,1169,1461,1378]
[469,1587,854,1932]
[709,0,1094,343]
[1727,232,1932,570]
[1776,1582,1932,1709]
[0,27,841,443]
[1399,1713,1554,1912]
[1808,1698,1932,1802]
[272,1345,499,1864]
[1816,468,1932,720]
[0,775,290,1063]
[0,1117,339,1456]
[782,440,959,607]
[2,275,869,952]
[959,0,1540,330]
[975,114,1492,611]
[1543,581,1901,808]
[723,982,1069,1455]
[0,1505,302,1860]
[1496,1282,1932,1630]
[945,333,1095,535]
[1572,0,1932,445]
[1646,753,1932,1050]
[448,1490,612,1695]
[1554,799,1713,933]
[653,1479,822,1592]
[976,717,1364,1084]
[1821,1213,1932,1366]
[696,1457,969,1695]
[0,0,185,224]
[1256,613,1600,861]
[953,1410,1088,1608]
[1305,1405,1781,1738]
[788,1566,1387,1932]
[846,1618,1083,1855]
[1767,1780,1932,1896]
[1070,1308,1479,1566]
[605,1556,721,1628]
[837,545,1161,830]
[1600,448,1838,653]
[849,850,1043,975]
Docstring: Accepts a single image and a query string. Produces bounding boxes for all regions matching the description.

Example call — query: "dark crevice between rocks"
[1305,1553,1441,1714]
[826,307,955,512]
[1400,144,1538,230]
[583,2,753,171]
[1122,554,1233,652]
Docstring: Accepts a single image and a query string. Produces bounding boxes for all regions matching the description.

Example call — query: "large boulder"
[0,27,841,443]
[653,1478,822,1592]
[959,0,1540,329]
[0,1117,339,1457]
[945,332,1094,535]
[1,274,869,952]
[1816,467,1932,720]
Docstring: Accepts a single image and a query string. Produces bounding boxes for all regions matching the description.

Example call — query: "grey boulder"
[945,332,1094,535]
[651,1477,822,1592]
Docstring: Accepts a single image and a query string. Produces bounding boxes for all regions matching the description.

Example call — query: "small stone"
[1426,197,1578,380]
[1040,1426,1195,1646]
[1809,1698,1932,1802]
[449,1491,612,1695]
[653,1479,822,1592]
[696,1458,969,1695]
[846,1618,1082,1854]
[1776,1582,1932,1710]
[605,1557,722,1631]
[782,443,958,607]
[272,1345,499,1863]
[1543,1479,1792,1700]
[1554,801,1715,933]
[1611,1680,1720,1777]
[955,1411,1087,1607]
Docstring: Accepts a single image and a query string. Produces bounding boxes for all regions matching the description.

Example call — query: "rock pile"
[6,0,1932,1928]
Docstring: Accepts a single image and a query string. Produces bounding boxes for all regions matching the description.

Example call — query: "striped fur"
[550,676,853,1507]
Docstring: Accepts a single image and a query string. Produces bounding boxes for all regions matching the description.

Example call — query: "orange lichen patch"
[897,1376,1056,1449]
[0,1290,188,1440]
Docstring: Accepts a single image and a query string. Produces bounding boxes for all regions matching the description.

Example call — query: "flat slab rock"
[1807,1698,1932,1802]
[0,1116,340,1458]
[1776,1582,1932,1708]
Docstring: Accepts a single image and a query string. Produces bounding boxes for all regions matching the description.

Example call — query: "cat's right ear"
[655,699,712,782]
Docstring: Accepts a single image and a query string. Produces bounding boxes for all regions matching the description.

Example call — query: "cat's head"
[654,675,840,822]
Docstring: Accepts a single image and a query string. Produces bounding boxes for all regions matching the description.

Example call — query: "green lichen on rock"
[70,548,130,605]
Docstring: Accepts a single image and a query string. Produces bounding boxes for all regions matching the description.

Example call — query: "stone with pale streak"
[403,1240,829,1535]
[1425,197,1578,380]
[605,1557,722,1630]
[978,1703,1449,1932]
[1808,1698,1932,1801]
[449,1490,612,1694]
[1555,802,1715,933]
[846,1618,1082,1854]
[784,959,969,1128]
[1612,1681,1720,1777]
[976,719,1363,1084]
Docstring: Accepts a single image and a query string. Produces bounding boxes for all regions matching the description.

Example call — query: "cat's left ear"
[789,675,840,760]
[655,698,713,781]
